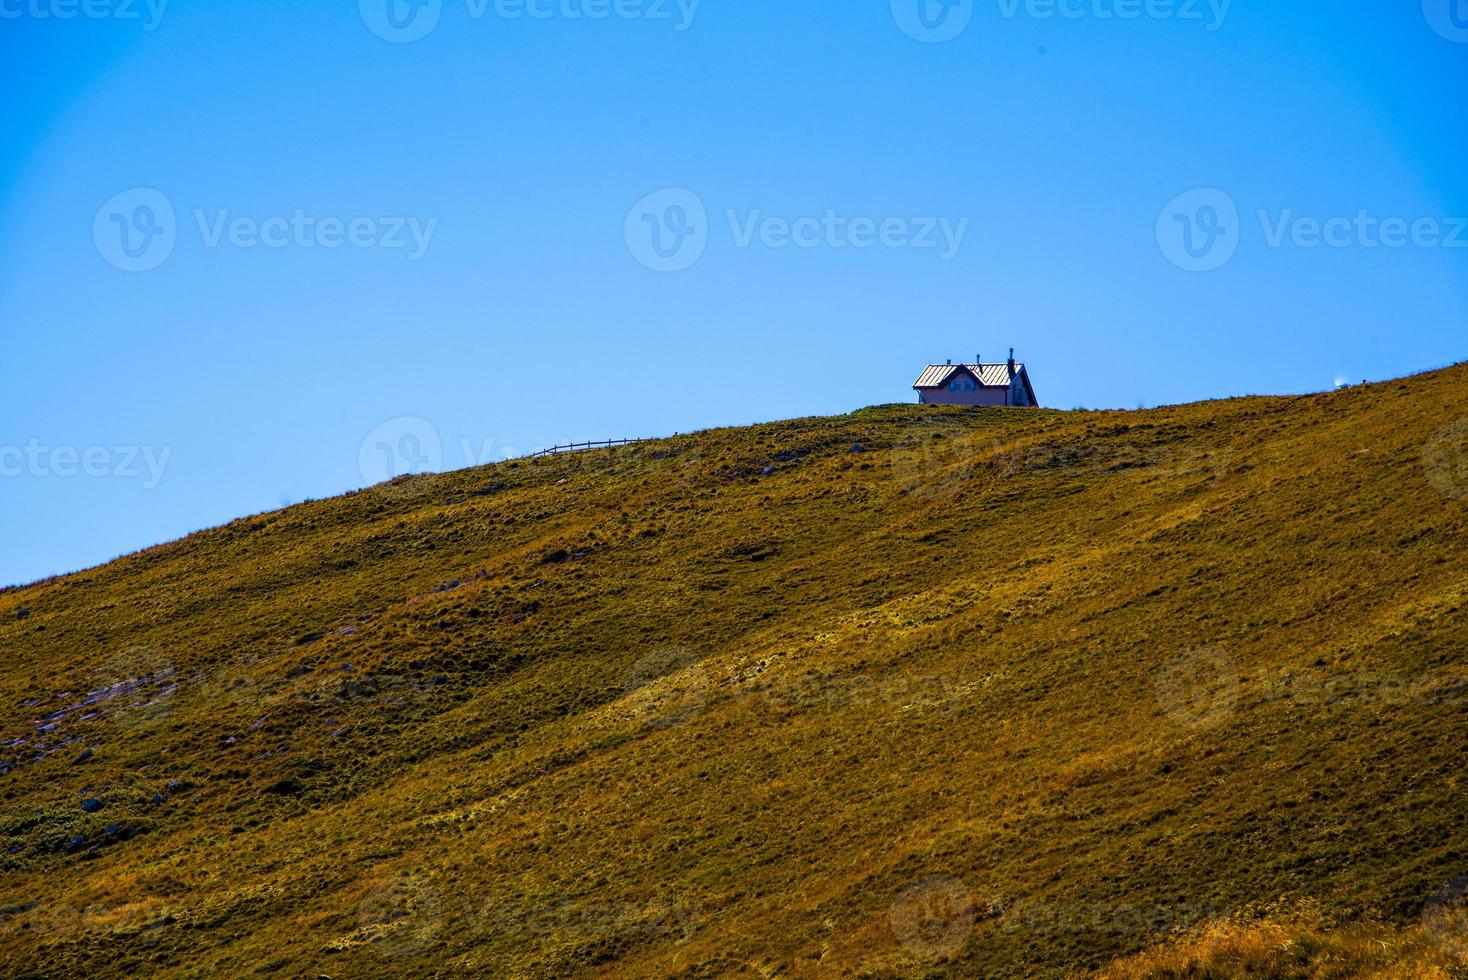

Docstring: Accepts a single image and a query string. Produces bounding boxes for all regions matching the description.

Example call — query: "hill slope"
[2,366,1467,977]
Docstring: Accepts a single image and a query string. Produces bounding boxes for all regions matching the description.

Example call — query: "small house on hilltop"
[913,349,1039,407]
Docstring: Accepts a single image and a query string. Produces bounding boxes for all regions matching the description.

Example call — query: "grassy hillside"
[2,365,1467,977]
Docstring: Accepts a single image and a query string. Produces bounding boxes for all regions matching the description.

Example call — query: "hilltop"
[2,365,1466,977]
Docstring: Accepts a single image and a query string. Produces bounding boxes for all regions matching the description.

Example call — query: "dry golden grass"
[0,364,1466,976]
[1094,908,1467,979]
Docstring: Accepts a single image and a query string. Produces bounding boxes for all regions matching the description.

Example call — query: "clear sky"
[2,0,1465,587]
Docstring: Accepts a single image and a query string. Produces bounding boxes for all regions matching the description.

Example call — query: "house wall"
[917,385,1010,407]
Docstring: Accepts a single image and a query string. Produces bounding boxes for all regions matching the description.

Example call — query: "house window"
[949,379,962,391]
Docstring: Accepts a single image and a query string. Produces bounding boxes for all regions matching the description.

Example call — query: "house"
[913,349,1039,407]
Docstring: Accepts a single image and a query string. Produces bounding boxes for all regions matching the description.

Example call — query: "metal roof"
[912,363,1023,389]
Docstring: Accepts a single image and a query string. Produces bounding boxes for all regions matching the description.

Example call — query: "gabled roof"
[913,363,1024,389]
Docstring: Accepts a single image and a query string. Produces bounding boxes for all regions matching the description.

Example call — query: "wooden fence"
[529,438,651,459]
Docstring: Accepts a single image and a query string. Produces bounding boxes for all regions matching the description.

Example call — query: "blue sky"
[1,0,1465,586]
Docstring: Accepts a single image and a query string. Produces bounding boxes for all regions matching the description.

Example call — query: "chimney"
[946,358,952,365]
[1007,347,1016,378]
[976,354,982,365]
